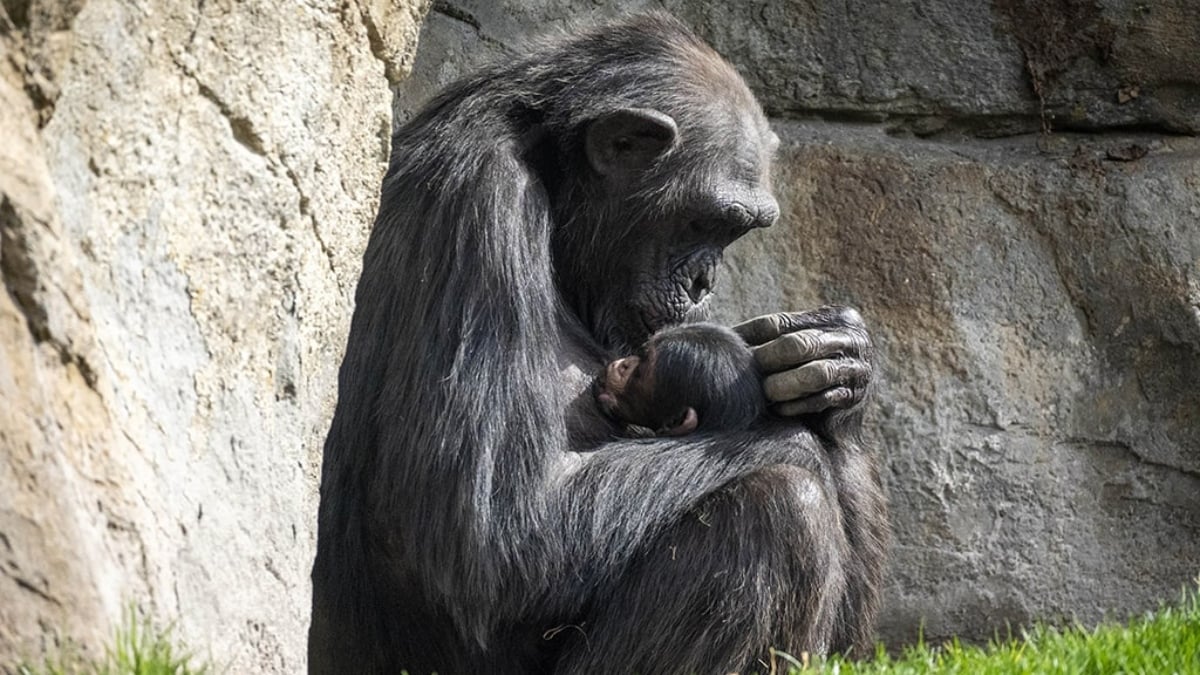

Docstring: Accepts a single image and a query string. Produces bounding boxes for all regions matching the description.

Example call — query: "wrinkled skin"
[553,101,782,353]
[737,306,875,426]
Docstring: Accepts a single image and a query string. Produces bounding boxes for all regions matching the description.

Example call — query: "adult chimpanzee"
[593,323,765,437]
[309,12,887,675]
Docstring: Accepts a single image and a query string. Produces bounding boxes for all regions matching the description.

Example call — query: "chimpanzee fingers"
[772,387,857,416]
[762,359,870,404]
[752,329,866,374]
[732,305,866,346]
[732,313,797,346]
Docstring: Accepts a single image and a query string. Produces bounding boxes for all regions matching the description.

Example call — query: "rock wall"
[399,0,1200,648]
[2,0,1197,671]
[727,125,1200,644]
[0,0,427,670]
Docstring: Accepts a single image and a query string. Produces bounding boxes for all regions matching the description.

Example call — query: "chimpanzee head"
[594,323,765,435]
[521,14,779,351]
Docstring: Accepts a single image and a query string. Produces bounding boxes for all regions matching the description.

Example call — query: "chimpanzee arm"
[543,423,880,670]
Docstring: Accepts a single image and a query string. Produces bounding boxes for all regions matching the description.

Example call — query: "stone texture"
[0,0,427,670]
[717,124,1200,644]
[398,0,1200,648]
[400,0,1200,134]
[3,0,1198,669]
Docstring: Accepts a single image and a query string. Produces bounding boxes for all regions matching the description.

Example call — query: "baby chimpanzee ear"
[658,407,699,437]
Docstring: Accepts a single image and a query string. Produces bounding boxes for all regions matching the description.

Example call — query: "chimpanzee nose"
[723,194,779,231]
[757,196,780,227]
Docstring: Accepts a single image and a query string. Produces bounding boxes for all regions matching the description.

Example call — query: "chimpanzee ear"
[659,407,699,437]
[585,108,678,178]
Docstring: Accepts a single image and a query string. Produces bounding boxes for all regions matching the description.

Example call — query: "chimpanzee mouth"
[622,249,724,346]
[684,267,713,305]
[674,248,722,310]
[635,248,722,334]
[590,377,621,420]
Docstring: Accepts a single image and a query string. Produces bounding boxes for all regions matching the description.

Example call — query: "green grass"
[782,583,1200,674]
[15,609,209,675]
[12,586,1200,674]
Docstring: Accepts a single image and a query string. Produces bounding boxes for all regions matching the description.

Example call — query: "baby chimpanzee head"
[593,323,765,436]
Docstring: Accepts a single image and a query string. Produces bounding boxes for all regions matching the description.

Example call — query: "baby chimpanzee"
[593,323,766,437]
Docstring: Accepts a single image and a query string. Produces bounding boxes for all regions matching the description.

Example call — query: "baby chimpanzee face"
[592,323,765,438]
[593,345,664,431]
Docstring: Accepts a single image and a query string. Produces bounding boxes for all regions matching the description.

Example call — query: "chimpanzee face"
[593,346,660,429]
[551,93,779,352]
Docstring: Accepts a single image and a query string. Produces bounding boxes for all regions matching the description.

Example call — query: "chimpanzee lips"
[673,248,722,311]
[620,248,724,348]
[591,377,620,419]
[685,268,712,304]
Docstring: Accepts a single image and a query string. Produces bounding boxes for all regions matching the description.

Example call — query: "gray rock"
[716,122,1200,644]
[0,0,427,670]
[400,0,1200,134]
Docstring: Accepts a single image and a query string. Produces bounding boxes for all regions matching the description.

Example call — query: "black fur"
[616,323,764,434]
[309,13,887,675]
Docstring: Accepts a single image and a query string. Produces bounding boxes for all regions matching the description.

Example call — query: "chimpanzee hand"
[733,306,873,432]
